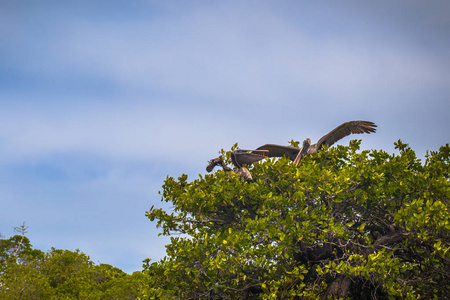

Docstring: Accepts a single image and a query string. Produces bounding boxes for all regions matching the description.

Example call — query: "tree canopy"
[146,140,450,299]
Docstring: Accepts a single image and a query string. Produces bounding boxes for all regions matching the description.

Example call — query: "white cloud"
[41,2,447,103]
[0,100,260,165]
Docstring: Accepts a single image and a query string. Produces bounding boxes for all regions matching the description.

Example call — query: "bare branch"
[12,222,28,257]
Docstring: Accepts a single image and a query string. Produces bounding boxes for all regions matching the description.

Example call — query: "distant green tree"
[0,223,44,265]
[146,141,450,299]
[0,233,150,299]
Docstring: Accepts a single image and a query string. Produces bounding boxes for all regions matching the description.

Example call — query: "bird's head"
[206,157,224,172]
[303,138,311,147]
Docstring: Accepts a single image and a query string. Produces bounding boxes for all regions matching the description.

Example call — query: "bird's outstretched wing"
[316,120,377,150]
[254,144,300,161]
[232,150,268,167]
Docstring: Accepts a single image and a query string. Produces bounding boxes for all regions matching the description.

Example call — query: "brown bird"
[206,149,268,181]
[256,120,377,165]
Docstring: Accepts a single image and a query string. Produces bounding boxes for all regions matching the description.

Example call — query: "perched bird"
[206,149,268,181]
[256,120,377,165]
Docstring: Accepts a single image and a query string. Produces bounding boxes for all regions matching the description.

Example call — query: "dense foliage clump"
[146,141,450,299]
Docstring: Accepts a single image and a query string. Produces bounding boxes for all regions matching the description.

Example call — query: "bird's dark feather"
[254,144,300,161]
[316,120,377,150]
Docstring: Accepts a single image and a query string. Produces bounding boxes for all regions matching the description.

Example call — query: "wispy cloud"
[3,1,445,105]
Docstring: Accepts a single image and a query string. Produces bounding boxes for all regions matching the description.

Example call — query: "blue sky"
[1,1,449,273]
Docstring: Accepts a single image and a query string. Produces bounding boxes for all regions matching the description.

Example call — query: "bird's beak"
[247,149,269,158]
[293,146,304,166]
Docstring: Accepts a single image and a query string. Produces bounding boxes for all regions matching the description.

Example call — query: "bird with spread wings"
[256,120,377,165]
[206,121,376,179]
